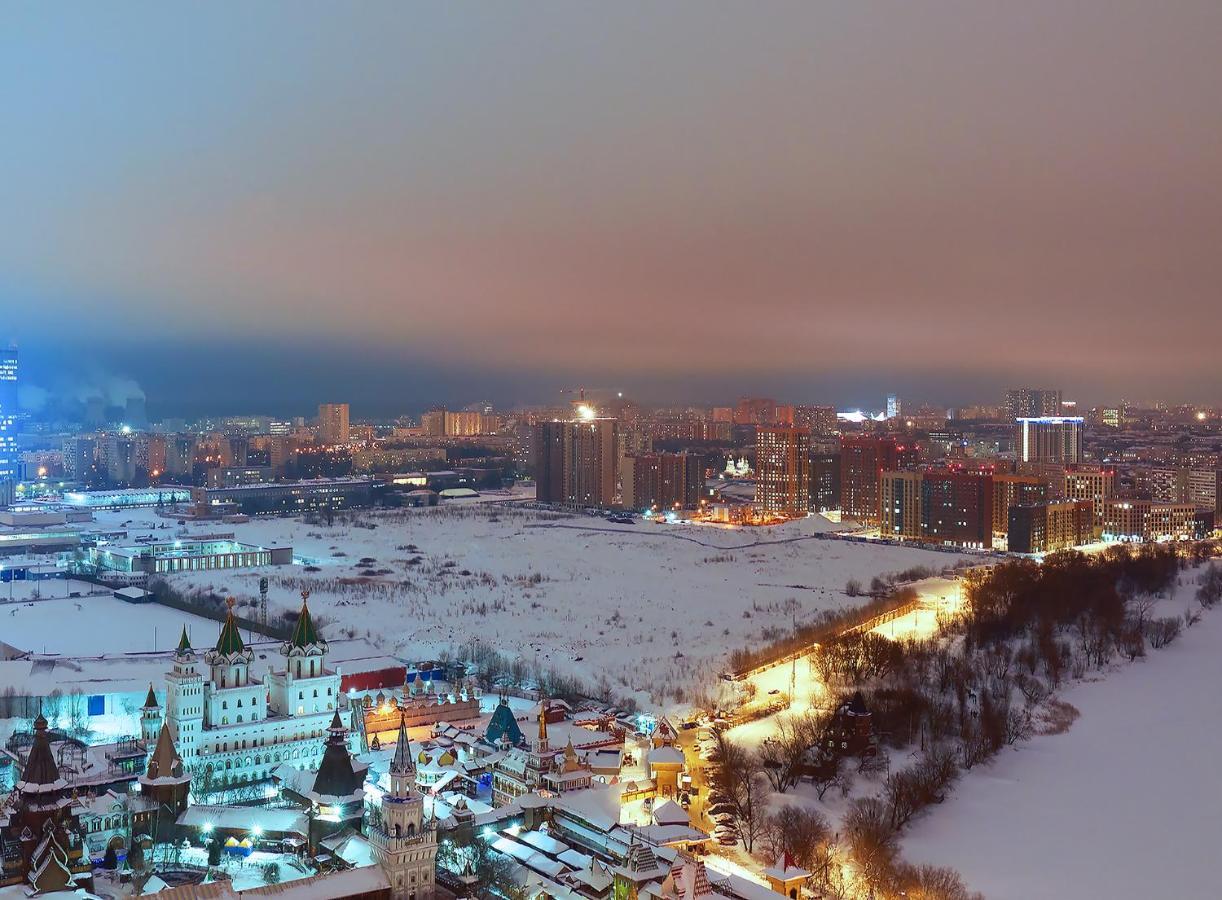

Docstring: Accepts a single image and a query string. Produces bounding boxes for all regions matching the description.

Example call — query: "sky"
[3,2,1221,416]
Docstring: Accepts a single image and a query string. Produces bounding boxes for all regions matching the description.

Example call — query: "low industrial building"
[0,529,82,556]
[60,488,193,509]
[191,478,384,516]
[87,538,293,575]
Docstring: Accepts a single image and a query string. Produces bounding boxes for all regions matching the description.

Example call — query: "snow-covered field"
[88,504,968,707]
[1,592,220,655]
[903,578,1220,899]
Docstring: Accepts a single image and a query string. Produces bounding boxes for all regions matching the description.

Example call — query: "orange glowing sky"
[3,2,1222,411]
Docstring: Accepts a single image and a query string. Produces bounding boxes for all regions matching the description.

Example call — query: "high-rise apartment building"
[165,435,198,477]
[419,409,446,436]
[137,435,168,478]
[1151,467,1218,511]
[840,436,918,523]
[794,405,838,436]
[1100,500,1201,542]
[878,467,999,548]
[809,451,841,513]
[99,434,139,484]
[1008,500,1096,553]
[0,347,17,502]
[649,418,708,442]
[317,403,350,445]
[880,470,923,539]
[1017,417,1083,464]
[734,397,778,426]
[533,421,566,504]
[533,418,618,508]
[61,435,97,481]
[1063,465,1115,522]
[1005,388,1063,420]
[920,469,994,549]
[621,452,704,511]
[991,473,1047,535]
[443,410,498,436]
[754,426,811,517]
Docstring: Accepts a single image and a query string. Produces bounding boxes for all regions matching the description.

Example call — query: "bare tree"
[758,711,824,793]
[808,753,843,801]
[1196,564,1222,609]
[894,862,984,900]
[843,797,899,891]
[1146,616,1182,649]
[759,807,832,876]
[1003,704,1033,745]
[709,731,770,851]
[1014,673,1048,707]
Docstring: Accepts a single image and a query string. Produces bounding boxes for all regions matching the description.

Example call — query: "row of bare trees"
[713,723,979,899]
[727,586,919,675]
[712,542,1218,898]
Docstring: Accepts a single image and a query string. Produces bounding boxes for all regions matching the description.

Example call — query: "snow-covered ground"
[903,580,1220,899]
[0,592,220,655]
[83,504,968,707]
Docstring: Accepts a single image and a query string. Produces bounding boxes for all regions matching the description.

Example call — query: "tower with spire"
[138,720,192,828]
[204,597,255,693]
[534,691,551,755]
[164,624,204,767]
[139,683,162,744]
[370,712,437,900]
[199,598,263,746]
[162,590,349,793]
[266,590,338,719]
[297,711,366,849]
[2,713,92,893]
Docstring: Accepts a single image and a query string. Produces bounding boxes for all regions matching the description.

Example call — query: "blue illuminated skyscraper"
[0,345,17,504]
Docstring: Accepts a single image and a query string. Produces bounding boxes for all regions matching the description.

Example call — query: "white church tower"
[266,590,338,718]
[164,625,204,768]
[370,713,437,900]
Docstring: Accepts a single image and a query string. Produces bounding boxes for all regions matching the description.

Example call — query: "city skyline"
[3,6,1222,899]
[8,337,1216,422]
[5,2,1222,410]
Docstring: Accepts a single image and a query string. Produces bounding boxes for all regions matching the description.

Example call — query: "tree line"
[708,540,1219,899]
